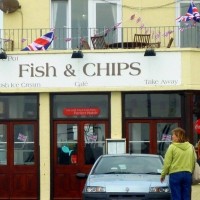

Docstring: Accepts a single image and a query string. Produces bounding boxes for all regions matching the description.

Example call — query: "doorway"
[125,120,181,157]
[0,122,39,200]
[52,120,108,200]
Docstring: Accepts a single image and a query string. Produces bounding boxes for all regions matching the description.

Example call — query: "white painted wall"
[0,11,2,29]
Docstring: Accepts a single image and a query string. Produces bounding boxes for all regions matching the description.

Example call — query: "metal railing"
[0,26,200,51]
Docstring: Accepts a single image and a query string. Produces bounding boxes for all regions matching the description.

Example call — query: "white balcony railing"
[0,26,200,51]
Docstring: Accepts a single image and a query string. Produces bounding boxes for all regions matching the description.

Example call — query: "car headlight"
[86,186,106,192]
[149,186,170,193]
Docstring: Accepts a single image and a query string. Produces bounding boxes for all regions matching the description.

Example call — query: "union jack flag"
[176,1,200,23]
[161,134,171,141]
[192,1,200,22]
[17,133,27,142]
[22,31,54,51]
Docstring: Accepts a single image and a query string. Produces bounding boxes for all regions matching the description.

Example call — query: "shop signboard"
[63,107,100,116]
[0,52,181,90]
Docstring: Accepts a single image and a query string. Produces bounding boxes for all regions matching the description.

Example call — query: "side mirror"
[76,173,88,179]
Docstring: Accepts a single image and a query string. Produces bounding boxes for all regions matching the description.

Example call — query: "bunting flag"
[176,1,200,23]
[136,17,141,23]
[130,14,135,20]
[21,38,27,43]
[65,38,72,42]
[112,22,122,30]
[17,133,27,142]
[22,30,54,51]
[161,134,171,141]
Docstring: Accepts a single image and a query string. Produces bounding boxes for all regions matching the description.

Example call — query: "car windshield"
[93,155,163,174]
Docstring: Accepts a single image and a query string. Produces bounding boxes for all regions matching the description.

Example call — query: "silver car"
[77,154,171,200]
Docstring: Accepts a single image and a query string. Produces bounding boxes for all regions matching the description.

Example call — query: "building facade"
[0,1,200,199]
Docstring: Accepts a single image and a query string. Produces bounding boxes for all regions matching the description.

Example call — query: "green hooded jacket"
[161,142,196,178]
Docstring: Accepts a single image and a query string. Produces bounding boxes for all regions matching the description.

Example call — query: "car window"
[92,156,163,174]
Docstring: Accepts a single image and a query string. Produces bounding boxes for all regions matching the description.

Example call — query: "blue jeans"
[169,171,192,200]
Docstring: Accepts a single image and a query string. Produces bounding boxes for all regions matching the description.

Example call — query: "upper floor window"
[51,0,122,49]
[177,1,200,47]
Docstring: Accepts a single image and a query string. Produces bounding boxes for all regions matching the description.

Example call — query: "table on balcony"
[108,42,148,49]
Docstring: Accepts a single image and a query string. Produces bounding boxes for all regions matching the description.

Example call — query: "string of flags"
[20,14,173,51]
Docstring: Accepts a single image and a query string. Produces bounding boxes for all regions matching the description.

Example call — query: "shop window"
[53,94,109,119]
[0,95,38,119]
[125,93,181,118]
[157,123,178,157]
[129,123,150,154]
[0,124,7,165]
[57,124,78,165]
[84,123,105,164]
[14,124,35,165]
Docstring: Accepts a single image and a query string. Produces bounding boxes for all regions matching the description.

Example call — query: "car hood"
[86,174,169,193]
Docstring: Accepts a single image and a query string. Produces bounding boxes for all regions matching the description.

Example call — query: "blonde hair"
[172,127,187,143]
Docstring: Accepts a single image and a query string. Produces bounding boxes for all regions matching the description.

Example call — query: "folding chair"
[167,38,174,48]
[133,34,150,48]
[91,35,109,49]
[81,39,91,50]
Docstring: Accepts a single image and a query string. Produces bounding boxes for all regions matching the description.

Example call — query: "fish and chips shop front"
[0,50,200,199]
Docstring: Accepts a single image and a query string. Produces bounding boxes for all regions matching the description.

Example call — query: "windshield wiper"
[145,172,161,175]
[104,171,119,174]
[104,171,136,174]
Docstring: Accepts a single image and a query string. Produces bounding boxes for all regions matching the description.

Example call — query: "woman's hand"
[160,177,165,183]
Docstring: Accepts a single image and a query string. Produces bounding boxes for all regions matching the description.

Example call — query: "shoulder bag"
[192,147,200,185]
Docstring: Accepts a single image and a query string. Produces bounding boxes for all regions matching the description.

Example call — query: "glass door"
[14,124,35,165]
[126,120,180,156]
[0,122,39,200]
[53,120,108,200]
[157,123,179,157]
[0,124,7,166]
[84,123,106,164]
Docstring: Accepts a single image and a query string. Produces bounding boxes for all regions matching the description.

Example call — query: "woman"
[160,127,196,200]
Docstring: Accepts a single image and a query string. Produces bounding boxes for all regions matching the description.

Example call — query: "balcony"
[0,26,200,51]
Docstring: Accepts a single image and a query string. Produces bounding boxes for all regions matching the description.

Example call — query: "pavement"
[192,184,200,200]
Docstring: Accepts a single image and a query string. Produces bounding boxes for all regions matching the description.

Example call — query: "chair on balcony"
[1,39,14,51]
[167,38,174,48]
[81,39,91,50]
[133,34,150,48]
[91,35,109,49]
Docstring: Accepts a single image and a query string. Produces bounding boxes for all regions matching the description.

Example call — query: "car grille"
[109,194,145,199]
[84,194,146,200]
[84,193,171,200]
